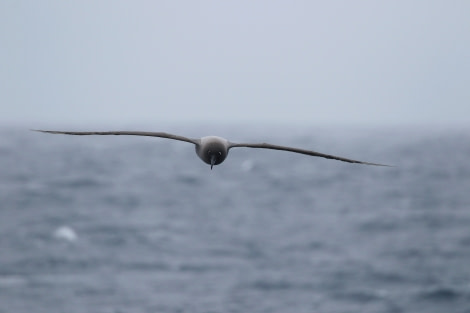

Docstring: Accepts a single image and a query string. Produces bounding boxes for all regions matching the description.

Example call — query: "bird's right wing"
[32,130,199,145]
[229,142,391,166]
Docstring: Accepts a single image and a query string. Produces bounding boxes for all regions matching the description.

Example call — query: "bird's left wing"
[32,130,199,145]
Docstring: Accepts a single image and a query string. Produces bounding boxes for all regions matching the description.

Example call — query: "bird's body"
[32,130,391,169]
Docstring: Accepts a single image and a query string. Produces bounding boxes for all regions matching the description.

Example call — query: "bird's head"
[208,150,224,170]
[195,136,229,170]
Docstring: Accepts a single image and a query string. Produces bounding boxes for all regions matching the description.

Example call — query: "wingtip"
[367,162,395,167]
[31,129,65,134]
[31,129,51,133]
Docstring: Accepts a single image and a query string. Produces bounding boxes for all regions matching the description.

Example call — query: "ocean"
[1,125,469,313]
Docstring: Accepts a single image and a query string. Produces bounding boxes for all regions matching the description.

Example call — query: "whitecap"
[53,226,78,242]
[241,159,255,172]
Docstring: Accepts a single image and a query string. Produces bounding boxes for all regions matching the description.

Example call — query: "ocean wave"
[249,279,316,291]
[0,275,27,287]
[47,177,106,189]
[415,285,470,302]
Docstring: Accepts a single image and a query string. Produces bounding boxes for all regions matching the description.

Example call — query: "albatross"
[32,130,390,169]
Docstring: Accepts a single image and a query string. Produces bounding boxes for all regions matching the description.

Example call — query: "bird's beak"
[210,154,217,170]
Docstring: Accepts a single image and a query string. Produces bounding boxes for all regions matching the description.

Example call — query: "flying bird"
[33,130,390,169]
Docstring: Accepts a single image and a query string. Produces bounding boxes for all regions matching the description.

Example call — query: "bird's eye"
[218,152,222,155]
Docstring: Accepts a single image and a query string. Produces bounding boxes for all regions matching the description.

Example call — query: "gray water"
[1,125,469,313]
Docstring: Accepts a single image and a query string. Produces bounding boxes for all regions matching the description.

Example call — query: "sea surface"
[1,125,469,313]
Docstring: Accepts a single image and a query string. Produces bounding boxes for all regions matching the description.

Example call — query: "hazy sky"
[1,1,469,127]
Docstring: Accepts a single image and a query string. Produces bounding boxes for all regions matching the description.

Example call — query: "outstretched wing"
[32,130,198,145]
[229,142,390,166]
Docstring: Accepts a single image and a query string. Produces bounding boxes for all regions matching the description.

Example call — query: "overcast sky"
[1,1,469,127]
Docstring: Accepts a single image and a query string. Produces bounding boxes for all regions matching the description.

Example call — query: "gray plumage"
[32,130,391,169]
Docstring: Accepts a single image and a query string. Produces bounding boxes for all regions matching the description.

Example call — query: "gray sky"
[1,1,469,127]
